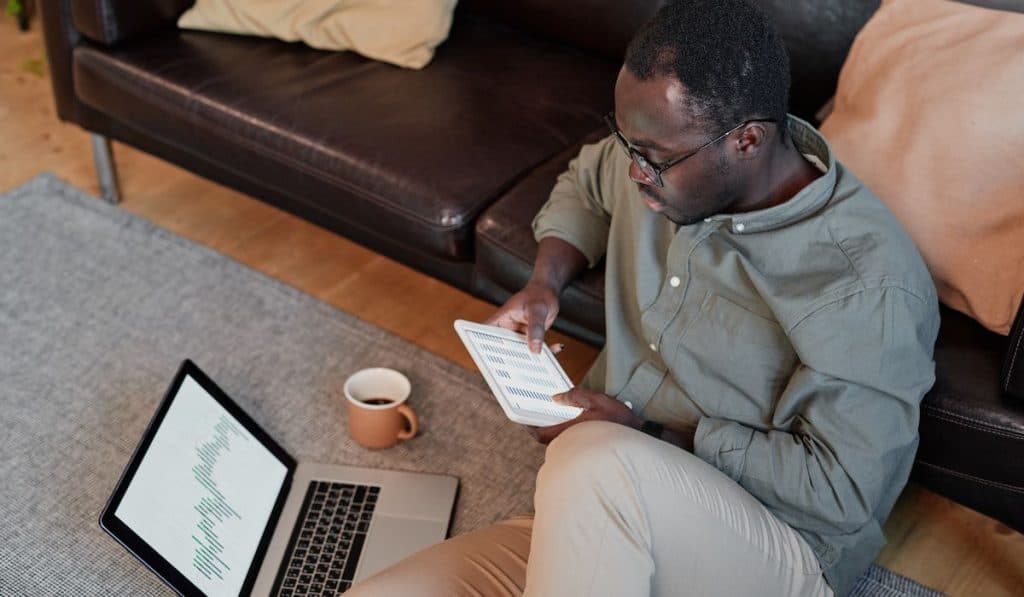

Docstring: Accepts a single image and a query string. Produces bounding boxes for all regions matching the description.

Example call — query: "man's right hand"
[485,236,588,353]
[484,283,560,353]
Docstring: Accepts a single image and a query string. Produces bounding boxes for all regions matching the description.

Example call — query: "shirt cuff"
[694,417,755,482]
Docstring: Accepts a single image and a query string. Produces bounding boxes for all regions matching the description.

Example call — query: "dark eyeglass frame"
[604,112,778,188]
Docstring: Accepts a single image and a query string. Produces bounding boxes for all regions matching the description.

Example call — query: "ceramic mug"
[343,368,419,449]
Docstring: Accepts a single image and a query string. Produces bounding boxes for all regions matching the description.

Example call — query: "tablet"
[454,320,582,427]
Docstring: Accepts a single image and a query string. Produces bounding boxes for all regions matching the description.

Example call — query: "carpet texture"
[0,174,942,596]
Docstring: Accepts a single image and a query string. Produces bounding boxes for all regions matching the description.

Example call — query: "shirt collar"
[700,114,836,235]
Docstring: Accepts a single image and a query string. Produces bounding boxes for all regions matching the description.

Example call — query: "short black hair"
[624,0,790,133]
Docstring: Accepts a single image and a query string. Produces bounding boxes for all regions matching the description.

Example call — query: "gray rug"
[0,174,941,596]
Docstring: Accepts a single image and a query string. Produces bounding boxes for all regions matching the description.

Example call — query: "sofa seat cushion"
[915,306,1024,532]
[473,132,607,345]
[72,15,618,262]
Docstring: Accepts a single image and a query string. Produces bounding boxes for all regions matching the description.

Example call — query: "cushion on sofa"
[72,16,618,265]
[916,306,1024,532]
[820,0,1024,336]
[178,0,457,69]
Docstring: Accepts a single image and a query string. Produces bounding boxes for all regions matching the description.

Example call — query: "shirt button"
[649,343,658,352]
[734,222,746,232]
[669,276,681,288]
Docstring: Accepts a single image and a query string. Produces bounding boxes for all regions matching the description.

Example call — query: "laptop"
[100,359,458,596]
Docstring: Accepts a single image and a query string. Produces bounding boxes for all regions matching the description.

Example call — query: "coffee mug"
[343,367,419,449]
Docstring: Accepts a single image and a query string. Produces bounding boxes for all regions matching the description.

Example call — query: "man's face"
[611,67,743,225]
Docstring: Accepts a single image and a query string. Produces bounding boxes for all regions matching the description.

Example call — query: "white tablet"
[454,319,583,427]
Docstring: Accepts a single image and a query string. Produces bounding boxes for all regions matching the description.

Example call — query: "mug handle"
[396,404,419,441]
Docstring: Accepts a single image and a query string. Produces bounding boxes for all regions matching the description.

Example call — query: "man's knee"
[537,421,656,504]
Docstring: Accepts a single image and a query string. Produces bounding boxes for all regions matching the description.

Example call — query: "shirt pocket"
[670,293,798,422]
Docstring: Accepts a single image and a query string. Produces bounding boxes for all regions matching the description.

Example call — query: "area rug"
[0,174,941,596]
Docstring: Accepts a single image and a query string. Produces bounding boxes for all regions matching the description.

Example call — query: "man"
[349,0,938,595]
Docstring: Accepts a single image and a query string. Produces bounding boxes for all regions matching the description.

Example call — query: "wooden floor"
[3,19,1022,596]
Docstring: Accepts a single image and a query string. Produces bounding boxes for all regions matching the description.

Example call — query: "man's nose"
[628,161,656,186]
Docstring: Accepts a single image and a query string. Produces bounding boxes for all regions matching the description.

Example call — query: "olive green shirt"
[533,115,939,596]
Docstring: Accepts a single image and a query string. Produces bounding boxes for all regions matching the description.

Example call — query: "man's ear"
[732,122,770,160]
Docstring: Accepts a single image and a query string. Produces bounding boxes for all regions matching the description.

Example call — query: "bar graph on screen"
[455,320,582,426]
[191,415,244,581]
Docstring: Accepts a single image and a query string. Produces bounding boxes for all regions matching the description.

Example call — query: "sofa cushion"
[177,0,457,69]
[820,0,1024,336]
[915,306,1024,532]
[474,132,607,345]
[72,15,618,263]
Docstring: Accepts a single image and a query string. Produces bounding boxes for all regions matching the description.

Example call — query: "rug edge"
[1,172,485,392]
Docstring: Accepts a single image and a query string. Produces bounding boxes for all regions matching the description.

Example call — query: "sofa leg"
[90,134,121,204]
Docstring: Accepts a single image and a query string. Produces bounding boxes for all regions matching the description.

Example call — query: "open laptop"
[100,359,458,596]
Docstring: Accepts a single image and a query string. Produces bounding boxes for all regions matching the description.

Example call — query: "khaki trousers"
[348,421,834,596]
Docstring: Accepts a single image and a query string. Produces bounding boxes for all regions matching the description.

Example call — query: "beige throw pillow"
[820,0,1024,335]
[178,0,458,69]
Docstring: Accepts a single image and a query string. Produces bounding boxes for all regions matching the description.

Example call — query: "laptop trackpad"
[355,515,449,582]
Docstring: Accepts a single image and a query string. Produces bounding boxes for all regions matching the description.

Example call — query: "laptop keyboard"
[271,480,380,596]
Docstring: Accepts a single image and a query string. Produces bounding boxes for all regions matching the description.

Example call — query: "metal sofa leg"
[90,134,121,204]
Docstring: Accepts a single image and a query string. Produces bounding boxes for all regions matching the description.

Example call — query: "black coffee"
[362,397,394,405]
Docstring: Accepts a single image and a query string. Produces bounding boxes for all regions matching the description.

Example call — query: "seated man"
[349,0,939,595]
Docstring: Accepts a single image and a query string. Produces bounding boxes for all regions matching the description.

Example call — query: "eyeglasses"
[604,112,777,188]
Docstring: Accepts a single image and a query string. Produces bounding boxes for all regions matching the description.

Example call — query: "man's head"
[613,0,791,225]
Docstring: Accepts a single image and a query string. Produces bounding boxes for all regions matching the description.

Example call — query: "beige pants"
[348,421,834,597]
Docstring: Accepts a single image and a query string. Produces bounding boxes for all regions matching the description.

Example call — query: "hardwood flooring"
[2,18,1021,596]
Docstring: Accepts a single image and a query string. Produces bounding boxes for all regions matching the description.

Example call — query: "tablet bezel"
[99,359,297,597]
[454,319,580,427]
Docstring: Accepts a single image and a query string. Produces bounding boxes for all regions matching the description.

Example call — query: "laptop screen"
[114,374,289,597]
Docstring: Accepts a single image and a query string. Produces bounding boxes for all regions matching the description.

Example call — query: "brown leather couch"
[40,0,1023,533]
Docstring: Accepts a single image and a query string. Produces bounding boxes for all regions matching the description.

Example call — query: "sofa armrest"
[1002,298,1024,400]
[71,0,193,45]
[38,0,84,123]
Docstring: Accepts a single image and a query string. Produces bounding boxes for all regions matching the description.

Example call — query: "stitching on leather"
[922,406,1024,440]
[915,461,1024,493]
[1005,314,1024,392]
[75,50,487,232]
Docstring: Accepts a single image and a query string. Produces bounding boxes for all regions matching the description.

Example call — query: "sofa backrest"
[459,0,663,62]
[460,0,882,120]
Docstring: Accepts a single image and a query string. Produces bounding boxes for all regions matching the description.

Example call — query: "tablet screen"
[459,324,579,420]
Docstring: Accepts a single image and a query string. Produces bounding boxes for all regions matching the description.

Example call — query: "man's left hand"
[527,387,643,445]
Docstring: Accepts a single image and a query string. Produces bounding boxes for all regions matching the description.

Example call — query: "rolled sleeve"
[532,136,617,268]
[694,418,754,481]
[693,285,939,536]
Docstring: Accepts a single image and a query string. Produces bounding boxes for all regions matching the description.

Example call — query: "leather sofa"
[40,0,1023,533]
